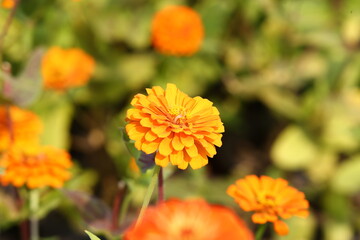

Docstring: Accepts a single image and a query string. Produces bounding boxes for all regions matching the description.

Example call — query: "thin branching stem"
[0,0,20,63]
[135,165,160,227]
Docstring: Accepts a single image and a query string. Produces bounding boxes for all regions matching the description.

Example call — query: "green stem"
[135,165,160,226]
[255,224,267,240]
[119,190,131,225]
[29,189,39,240]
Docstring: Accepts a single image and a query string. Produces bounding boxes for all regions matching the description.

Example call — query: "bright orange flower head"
[126,83,224,170]
[41,47,95,91]
[151,5,204,56]
[1,0,15,8]
[124,199,254,240]
[0,145,72,189]
[227,175,310,236]
[0,106,43,151]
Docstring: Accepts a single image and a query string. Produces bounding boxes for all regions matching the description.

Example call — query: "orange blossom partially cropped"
[124,199,254,240]
[0,106,43,151]
[1,0,15,8]
[41,47,95,91]
[151,5,204,56]
[0,145,72,189]
[227,175,309,236]
[126,83,224,170]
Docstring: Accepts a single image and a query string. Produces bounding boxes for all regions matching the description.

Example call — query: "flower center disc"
[169,106,187,124]
[258,194,277,207]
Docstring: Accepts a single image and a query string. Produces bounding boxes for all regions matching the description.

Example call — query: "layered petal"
[227,175,310,236]
[0,146,73,189]
[125,83,224,170]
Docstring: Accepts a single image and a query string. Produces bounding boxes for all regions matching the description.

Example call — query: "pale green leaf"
[35,97,74,149]
[331,155,360,194]
[275,214,316,240]
[271,125,318,170]
[324,219,353,240]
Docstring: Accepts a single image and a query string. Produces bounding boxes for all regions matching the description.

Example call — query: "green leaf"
[259,88,301,120]
[321,106,359,152]
[331,155,360,194]
[85,230,101,240]
[323,219,353,240]
[322,191,351,221]
[271,125,318,170]
[34,95,74,149]
[275,214,316,240]
[117,54,156,89]
[306,150,337,184]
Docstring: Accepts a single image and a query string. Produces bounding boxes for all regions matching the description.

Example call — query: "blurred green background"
[1,0,360,239]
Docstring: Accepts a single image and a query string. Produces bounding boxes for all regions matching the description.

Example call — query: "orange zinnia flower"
[1,0,15,8]
[41,47,95,91]
[151,5,204,56]
[0,106,43,151]
[124,199,254,240]
[0,145,72,189]
[227,175,310,236]
[125,83,224,170]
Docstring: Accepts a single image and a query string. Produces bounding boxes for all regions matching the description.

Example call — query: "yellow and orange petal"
[0,106,43,152]
[0,145,73,189]
[124,199,254,240]
[125,83,224,170]
[1,0,15,9]
[227,175,309,236]
[151,5,204,56]
[41,47,95,91]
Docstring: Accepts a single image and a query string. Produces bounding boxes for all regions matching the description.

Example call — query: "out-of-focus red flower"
[151,5,204,56]
[124,199,254,240]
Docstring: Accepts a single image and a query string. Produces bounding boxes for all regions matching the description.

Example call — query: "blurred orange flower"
[41,47,95,91]
[0,145,72,189]
[151,5,204,56]
[227,175,310,236]
[126,83,224,169]
[0,106,43,151]
[1,0,15,9]
[124,199,254,240]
